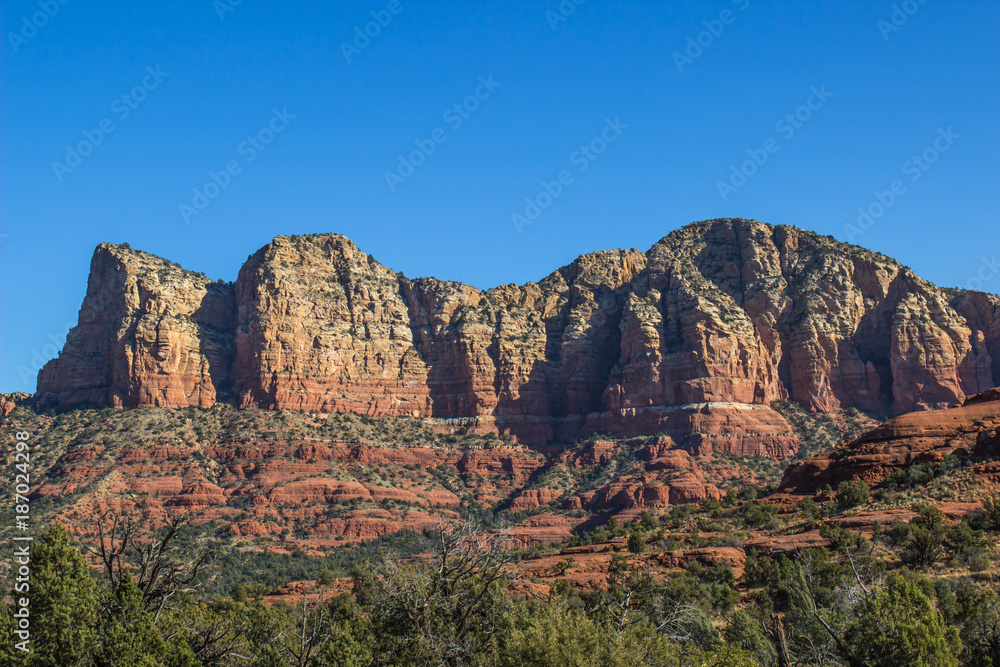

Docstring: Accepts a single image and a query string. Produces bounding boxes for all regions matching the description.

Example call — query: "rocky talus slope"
[37,219,1000,453]
[0,398,769,549]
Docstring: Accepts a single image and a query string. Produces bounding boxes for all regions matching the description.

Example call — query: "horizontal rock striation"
[37,219,999,453]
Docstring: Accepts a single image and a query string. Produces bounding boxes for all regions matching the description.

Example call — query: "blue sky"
[2,0,999,392]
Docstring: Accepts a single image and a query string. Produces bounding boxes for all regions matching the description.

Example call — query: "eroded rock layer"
[778,388,1000,494]
[37,219,1000,452]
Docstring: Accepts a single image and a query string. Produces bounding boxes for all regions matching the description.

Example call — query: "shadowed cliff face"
[36,219,1000,453]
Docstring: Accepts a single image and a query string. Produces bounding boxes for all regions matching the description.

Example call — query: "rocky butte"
[37,218,1000,456]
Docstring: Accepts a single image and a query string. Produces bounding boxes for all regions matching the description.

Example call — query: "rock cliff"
[37,219,1000,453]
[36,244,234,408]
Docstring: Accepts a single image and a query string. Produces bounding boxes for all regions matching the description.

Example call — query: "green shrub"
[739,501,779,528]
[982,494,1000,531]
[835,480,870,511]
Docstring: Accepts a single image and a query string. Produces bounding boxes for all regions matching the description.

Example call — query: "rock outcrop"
[778,388,1000,494]
[37,219,1000,452]
[36,245,234,408]
[0,392,31,418]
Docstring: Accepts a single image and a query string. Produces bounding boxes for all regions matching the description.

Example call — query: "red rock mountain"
[37,218,1000,454]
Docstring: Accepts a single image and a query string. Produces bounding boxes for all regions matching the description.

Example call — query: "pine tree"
[846,574,961,667]
[27,524,99,667]
[93,571,168,667]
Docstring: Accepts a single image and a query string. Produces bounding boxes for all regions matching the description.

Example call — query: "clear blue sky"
[2,0,999,392]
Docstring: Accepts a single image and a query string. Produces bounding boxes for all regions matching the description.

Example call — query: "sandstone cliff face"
[37,220,999,453]
[231,235,443,416]
[36,245,234,408]
[953,291,1000,391]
